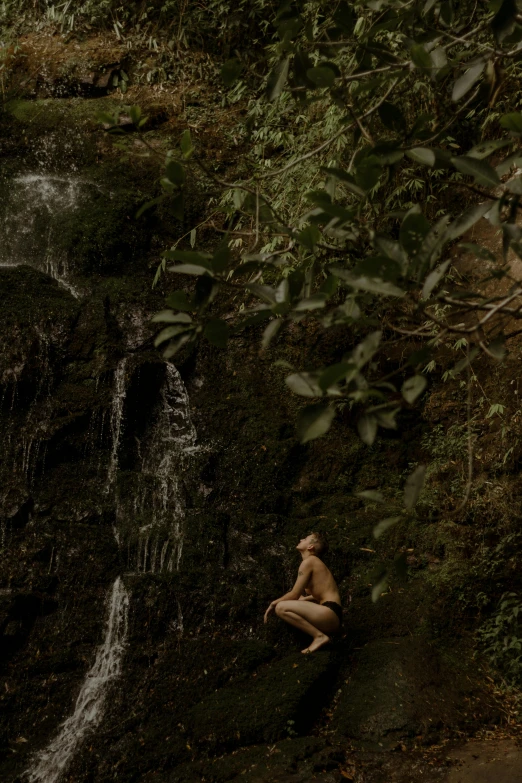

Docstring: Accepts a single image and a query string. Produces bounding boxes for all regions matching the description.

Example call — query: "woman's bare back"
[304,556,341,604]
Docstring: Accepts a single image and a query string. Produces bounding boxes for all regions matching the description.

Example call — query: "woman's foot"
[301,633,331,653]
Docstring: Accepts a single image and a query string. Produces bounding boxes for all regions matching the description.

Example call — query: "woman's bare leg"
[275,600,339,653]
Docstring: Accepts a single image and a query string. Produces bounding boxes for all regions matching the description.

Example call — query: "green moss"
[170,737,329,783]
[4,96,123,126]
[188,650,338,750]
[332,636,493,748]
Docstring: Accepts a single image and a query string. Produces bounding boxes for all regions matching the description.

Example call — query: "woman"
[264,532,342,653]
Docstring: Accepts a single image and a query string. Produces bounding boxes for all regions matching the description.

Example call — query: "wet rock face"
[0,92,495,783]
[331,637,491,749]
[187,649,338,750]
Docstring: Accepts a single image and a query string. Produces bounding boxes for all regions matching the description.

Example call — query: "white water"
[116,363,198,572]
[138,363,197,571]
[105,358,128,493]
[0,173,91,298]
[25,577,129,783]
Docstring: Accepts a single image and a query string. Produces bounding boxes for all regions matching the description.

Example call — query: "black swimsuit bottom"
[322,601,343,626]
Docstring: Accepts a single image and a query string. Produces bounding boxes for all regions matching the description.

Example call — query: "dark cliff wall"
[0,79,509,783]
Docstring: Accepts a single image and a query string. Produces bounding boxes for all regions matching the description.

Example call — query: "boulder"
[332,637,494,749]
[187,650,339,751]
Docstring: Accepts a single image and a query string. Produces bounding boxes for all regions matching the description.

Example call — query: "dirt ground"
[447,739,522,783]
[345,735,522,783]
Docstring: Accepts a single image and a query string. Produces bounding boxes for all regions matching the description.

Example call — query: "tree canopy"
[142,0,522,456]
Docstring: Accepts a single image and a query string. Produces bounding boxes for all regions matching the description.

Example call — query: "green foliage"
[478,593,522,686]
[124,0,522,457]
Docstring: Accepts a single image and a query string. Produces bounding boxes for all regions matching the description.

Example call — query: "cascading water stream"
[25,576,129,783]
[0,173,95,298]
[21,363,198,778]
[105,358,128,494]
[117,363,199,573]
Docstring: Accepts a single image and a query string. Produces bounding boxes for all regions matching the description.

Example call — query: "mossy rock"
[4,97,123,128]
[187,649,339,751]
[331,637,494,748]
[168,736,342,783]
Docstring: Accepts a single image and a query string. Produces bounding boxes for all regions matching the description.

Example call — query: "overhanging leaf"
[170,192,184,221]
[506,176,522,194]
[321,167,366,199]
[297,403,336,443]
[374,408,399,429]
[402,375,427,404]
[422,258,451,298]
[451,61,484,102]
[286,372,323,397]
[298,224,321,250]
[452,156,500,188]
[319,362,356,390]
[136,196,166,218]
[500,113,522,134]
[165,160,185,186]
[371,575,388,603]
[180,129,193,159]
[154,324,193,347]
[453,347,479,374]
[404,465,426,509]
[406,147,436,166]
[378,101,406,133]
[356,490,385,503]
[354,155,382,191]
[246,283,277,304]
[267,57,290,100]
[410,44,432,70]
[151,311,192,324]
[166,290,192,311]
[352,331,382,368]
[358,414,378,446]
[373,517,401,539]
[203,318,229,348]
[306,66,337,87]
[400,210,430,256]
[164,250,212,265]
[262,319,282,348]
[487,336,506,360]
[163,333,193,359]
[293,295,327,311]
[212,242,231,273]
[168,264,214,276]
[331,269,405,297]
[492,0,519,43]
[417,215,451,271]
[445,201,494,241]
[221,58,242,87]
[468,138,512,159]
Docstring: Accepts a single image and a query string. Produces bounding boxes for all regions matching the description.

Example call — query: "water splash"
[25,577,129,783]
[0,173,94,297]
[105,358,128,493]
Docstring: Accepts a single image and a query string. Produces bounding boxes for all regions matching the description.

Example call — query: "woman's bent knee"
[275,601,289,617]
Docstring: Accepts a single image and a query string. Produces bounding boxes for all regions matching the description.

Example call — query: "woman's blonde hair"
[311,531,329,556]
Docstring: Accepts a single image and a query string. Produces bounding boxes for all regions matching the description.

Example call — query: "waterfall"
[25,577,129,783]
[136,363,197,572]
[0,173,90,298]
[105,358,128,493]
[116,363,198,573]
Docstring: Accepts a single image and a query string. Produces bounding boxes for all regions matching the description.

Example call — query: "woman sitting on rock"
[264,532,342,653]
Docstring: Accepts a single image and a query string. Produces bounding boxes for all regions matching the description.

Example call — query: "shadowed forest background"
[2,1,522,781]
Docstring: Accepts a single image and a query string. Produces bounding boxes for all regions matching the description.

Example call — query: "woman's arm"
[264,561,312,622]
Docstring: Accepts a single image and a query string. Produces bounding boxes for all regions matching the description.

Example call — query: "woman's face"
[296,534,314,551]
